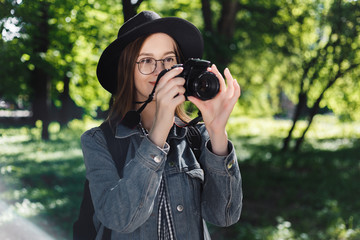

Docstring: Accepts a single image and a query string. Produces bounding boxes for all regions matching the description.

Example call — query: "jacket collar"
[115,122,188,140]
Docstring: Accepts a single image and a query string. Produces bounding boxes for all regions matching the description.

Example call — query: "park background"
[1,0,360,239]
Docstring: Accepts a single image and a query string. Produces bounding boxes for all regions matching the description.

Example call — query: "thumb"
[188,96,204,111]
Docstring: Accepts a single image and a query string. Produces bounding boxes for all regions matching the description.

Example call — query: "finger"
[228,80,241,107]
[158,89,186,110]
[234,79,241,98]
[172,93,186,106]
[171,85,186,98]
[224,68,234,96]
[155,76,185,99]
[156,67,183,88]
[157,78,185,97]
[210,64,226,92]
[187,96,206,113]
[157,84,186,101]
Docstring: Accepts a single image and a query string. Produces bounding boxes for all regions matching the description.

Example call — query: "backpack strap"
[99,121,125,178]
[97,121,125,239]
[73,179,97,240]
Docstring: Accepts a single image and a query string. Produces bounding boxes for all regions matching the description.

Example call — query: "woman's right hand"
[148,67,185,148]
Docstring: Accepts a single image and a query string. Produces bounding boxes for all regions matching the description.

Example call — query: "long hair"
[107,34,191,126]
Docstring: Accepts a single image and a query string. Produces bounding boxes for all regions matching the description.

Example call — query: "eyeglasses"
[136,56,178,75]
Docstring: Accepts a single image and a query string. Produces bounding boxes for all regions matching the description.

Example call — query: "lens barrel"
[190,71,219,100]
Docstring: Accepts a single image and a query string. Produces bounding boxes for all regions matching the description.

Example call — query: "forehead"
[139,33,176,55]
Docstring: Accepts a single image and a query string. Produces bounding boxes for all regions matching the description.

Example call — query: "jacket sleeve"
[81,127,168,233]
[197,125,243,227]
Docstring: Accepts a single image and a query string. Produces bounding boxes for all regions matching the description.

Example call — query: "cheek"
[134,71,144,89]
[134,71,151,95]
[134,67,143,85]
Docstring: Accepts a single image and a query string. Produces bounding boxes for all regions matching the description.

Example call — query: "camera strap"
[120,71,203,129]
[120,74,162,129]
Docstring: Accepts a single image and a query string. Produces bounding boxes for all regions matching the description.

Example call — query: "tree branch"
[201,0,213,32]
[217,0,239,38]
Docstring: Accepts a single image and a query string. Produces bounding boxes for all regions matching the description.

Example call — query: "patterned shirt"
[158,176,176,240]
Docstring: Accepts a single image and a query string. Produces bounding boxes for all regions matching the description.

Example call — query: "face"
[134,33,178,102]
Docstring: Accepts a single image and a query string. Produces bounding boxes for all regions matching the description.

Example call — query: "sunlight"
[0,198,55,240]
[1,17,22,41]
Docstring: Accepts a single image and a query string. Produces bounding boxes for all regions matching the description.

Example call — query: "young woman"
[81,11,242,239]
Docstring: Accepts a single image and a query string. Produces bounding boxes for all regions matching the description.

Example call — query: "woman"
[81,11,242,239]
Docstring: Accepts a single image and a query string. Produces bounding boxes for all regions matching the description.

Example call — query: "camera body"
[159,58,220,101]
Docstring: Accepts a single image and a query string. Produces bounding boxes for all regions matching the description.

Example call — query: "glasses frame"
[135,56,178,75]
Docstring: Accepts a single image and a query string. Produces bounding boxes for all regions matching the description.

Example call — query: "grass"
[0,115,360,239]
[0,118,98,239]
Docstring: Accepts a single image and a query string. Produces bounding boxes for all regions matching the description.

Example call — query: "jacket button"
[152,155,161,163]
[176,205,184,212]
[227,159,235,169]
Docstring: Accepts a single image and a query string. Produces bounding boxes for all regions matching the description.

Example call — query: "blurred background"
[0,0,359,239]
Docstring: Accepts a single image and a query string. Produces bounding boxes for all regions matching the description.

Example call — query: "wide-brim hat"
[96,11,204,94]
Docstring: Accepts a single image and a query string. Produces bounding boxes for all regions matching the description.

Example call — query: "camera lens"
[192,72,219,100]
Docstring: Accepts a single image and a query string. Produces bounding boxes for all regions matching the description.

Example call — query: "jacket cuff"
[135,136,169,171]
[203,139,238,174]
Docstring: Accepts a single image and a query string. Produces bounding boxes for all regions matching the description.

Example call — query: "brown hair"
[107,34,191,125]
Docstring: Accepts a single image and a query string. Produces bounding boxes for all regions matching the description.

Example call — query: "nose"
[154,61,166,75]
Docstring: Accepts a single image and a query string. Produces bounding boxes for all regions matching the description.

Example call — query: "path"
[0,180,55,240]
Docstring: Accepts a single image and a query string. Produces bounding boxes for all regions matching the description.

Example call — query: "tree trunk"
[30,2,51,140]
[201,0,240,69]
[281,49,322,152]
[281,92,307,152]
[294,97,321,152]
[31,69,51,140]
[201,0,213,32]
[217,0,239,39]
[59,74,83,125]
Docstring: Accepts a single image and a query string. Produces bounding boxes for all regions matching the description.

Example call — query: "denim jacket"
[81,123,242,240]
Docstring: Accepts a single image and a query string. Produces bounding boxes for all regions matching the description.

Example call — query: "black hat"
[96,11,204,94]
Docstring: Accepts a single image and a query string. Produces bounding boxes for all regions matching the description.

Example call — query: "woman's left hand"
[188,64,241,156]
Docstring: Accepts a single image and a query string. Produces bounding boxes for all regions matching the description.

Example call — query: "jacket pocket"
[185,167,204,216]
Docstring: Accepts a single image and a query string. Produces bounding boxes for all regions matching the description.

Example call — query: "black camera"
[158,58,220,100]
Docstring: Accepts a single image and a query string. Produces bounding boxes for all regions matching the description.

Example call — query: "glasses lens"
[163,56,177,69]
[138,58,156,75]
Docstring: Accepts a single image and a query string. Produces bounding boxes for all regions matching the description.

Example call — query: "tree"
[1,1,53,139]
[280,0,360,152]
[201,0,239,69]
[29,2,51,139]
[1,0,125,138]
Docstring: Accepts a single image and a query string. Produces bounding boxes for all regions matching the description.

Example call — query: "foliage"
[1,0,359,126]
[0,0,118,116]
[1,116,360,239]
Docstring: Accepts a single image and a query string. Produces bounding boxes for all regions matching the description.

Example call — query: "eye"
[164,56,176,63]
[139,58,154,64]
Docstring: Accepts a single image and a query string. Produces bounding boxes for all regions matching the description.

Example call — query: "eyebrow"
[138,51,176,58]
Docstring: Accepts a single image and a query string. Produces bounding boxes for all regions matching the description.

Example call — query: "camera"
[158,58,220,101]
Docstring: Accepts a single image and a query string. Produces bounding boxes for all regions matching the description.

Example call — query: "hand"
[149,67,186,147]
[188,64,241,155]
